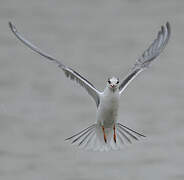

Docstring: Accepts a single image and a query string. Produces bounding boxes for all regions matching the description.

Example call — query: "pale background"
[0,0,183,180]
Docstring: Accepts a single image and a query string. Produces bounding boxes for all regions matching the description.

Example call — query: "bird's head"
[107,77,119,91]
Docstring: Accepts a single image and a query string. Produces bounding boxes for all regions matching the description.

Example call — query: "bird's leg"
[102,126,107,143]
[113,124,116,143]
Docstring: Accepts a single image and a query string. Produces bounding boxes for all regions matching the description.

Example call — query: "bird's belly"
[97,99,119,128]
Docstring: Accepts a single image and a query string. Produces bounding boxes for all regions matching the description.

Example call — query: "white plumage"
[9,22,171,151]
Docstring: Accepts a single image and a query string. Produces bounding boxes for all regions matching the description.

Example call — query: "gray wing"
[9,22,100,107]
[119,22,171,94]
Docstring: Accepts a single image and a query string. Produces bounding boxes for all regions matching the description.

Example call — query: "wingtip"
[166,21,171,35]
[161,22,171,33]
[8,21,17,33]
[161,25,164,33]
[8,21,12,29]
[166,21,170,27]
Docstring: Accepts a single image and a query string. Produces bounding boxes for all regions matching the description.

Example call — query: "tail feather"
[118,125,139,141]
[117,123,146,137]
[78,130,94,146]
[65,124,95,141]
[65,124,96,147]
[82,131,96,149]
[65,123,146,151]
[117,127,132,143]
[116,123,146,144]
[116,133,124,145]
[71,127,93,144]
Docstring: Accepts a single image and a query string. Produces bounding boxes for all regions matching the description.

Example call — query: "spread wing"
[9,22,101,107]
[119,22,171,94]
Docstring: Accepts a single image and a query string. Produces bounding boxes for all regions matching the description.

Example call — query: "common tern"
[9,22,171,151]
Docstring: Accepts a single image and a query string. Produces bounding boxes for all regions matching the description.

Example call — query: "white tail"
[65,123,146,152]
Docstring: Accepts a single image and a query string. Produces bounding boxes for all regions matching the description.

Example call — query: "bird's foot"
[113,125,116,143]
[102,126,107,143]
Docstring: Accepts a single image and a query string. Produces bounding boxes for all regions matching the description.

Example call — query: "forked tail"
[65,123,146,151]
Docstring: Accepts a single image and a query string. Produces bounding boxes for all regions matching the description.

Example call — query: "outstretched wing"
[119,22,171,94]
[9,22,101,107]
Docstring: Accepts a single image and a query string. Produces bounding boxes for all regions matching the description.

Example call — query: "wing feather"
[119,22,171,94]
[9,22,100,107]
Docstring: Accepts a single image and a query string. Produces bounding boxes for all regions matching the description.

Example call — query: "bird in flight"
[9,22,171,151]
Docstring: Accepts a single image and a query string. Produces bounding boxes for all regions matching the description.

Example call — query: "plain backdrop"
[0,0,183,180]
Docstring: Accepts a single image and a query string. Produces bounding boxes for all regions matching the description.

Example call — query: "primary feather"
[9,22,101,107]
[119,22,171,94]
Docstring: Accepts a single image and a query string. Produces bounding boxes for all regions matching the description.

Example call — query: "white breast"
[97,88,120,128]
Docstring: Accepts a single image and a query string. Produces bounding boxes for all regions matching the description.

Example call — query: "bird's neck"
[104,86,119,96]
